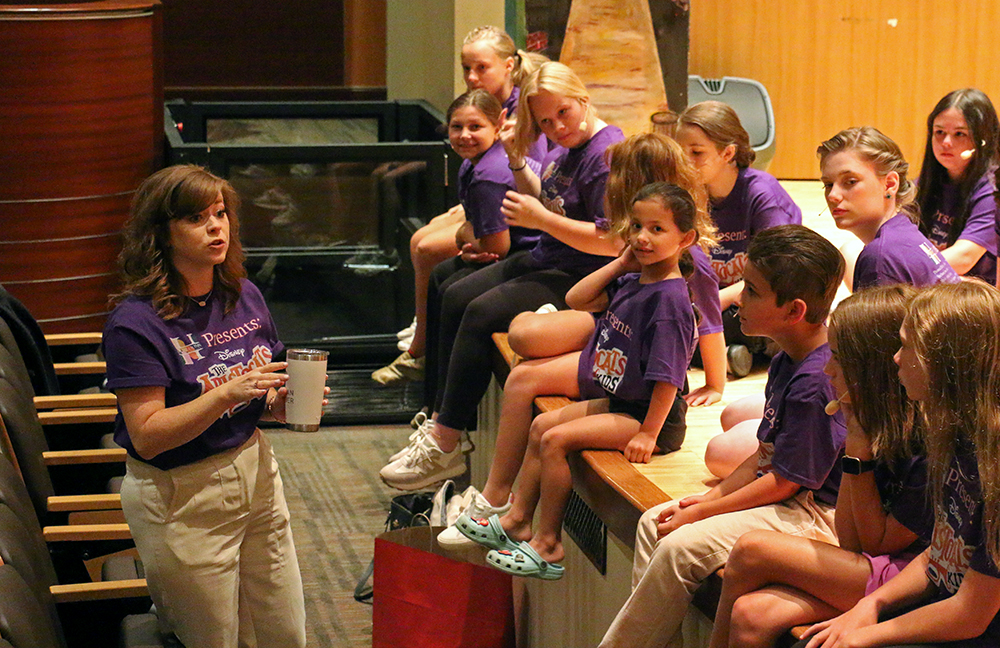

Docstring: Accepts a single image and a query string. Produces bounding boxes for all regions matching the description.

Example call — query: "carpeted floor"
[268,423,414,647]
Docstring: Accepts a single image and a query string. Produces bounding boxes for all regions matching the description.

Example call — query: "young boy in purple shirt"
[601,225,848,648]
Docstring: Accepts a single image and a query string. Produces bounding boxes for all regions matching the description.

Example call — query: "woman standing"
[104,165,306,648]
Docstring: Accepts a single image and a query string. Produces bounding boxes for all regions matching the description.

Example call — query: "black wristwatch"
[841,455,877,475]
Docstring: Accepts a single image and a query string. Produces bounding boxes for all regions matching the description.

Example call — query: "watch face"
[842,456,876,475]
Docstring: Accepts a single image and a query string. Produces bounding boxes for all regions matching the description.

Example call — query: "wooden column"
[0,1,163,333]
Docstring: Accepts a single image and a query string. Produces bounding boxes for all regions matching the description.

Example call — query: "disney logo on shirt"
[196,345,273,417]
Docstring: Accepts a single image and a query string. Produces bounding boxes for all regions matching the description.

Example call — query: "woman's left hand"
[502,191,550,231]
[267,383,330,424]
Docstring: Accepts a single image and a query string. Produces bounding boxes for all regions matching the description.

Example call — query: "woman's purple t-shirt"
[577,274,696,406]
[709,167,802,288]
[755,345,847,507]
[103,280,283,470]
[854,214,960,290]
[530,125,625,276]
[458,140,540,252]
[926,172,998,284]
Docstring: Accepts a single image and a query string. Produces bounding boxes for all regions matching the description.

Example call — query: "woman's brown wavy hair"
[111,164,246,319]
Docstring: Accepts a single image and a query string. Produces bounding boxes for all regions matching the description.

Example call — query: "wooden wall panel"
[690,1,1000,178]
[0,2,162,333]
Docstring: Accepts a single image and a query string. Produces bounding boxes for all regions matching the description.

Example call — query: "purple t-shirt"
[458,140,540,253]
[103,280,283,470]
[577,275,696,406]
[926,172,998,284]
[530,125,624,276]
[709,167,802,288]
[688,246,723,336]
[924,445,1000,646]
[755,344,846,507]
[854,214,960,290]
[875,454,934,542]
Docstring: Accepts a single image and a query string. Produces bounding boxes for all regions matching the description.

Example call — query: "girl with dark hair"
[915,88,999,284]
[455,183,702,580]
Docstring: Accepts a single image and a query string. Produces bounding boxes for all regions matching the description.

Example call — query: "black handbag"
[354,492,434,602]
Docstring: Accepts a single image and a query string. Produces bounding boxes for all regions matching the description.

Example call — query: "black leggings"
[423,255,489,414]
[433,252,583,431]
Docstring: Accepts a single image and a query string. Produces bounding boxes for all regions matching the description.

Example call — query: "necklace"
[190,289,213,307]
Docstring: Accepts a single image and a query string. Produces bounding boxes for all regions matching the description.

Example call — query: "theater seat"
[688,75,777,171]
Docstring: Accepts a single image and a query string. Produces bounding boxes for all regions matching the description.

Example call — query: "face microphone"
[960,149,975,160]
[825,393,848,416]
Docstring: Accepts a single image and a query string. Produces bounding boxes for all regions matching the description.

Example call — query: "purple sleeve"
[578,149,611,231]
[769,380,843,490]
[852,248,879,290]
[465,180,510,239]
[747,190,802,233]
[744,170,802,233]
[688,248,723,335]
[103,318,171,391]
[957,175,998,253]
[644,317,693,389]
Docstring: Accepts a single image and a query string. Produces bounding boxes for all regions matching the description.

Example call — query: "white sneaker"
[396,318,417,340]
[389,418,474,463]
[437,490,512,548]
[379,434,466,491]
[388,416,434,463]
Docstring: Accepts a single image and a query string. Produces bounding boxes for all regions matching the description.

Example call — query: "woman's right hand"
[224,361,288,406]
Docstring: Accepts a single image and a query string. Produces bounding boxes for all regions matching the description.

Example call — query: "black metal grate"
[563,490,607,575]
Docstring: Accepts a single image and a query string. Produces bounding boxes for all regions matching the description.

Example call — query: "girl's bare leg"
[530,410,644,564]
[508,310,595,359]
[408,207,465,357]
[709,529,871,648]
[499,399,604,543]
[480,352,581,508]
[704,419,762,479]
[719,393,765,430]
[707,394,766,478]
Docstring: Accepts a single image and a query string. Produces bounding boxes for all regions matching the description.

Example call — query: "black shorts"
[607,392,688,453]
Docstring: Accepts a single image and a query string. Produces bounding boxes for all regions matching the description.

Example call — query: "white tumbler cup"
[285,348,328,431]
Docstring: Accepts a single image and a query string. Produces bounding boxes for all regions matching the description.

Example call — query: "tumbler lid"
[286,348,328,361]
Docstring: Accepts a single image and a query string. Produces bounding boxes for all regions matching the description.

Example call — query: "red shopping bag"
[372,526,516,648]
